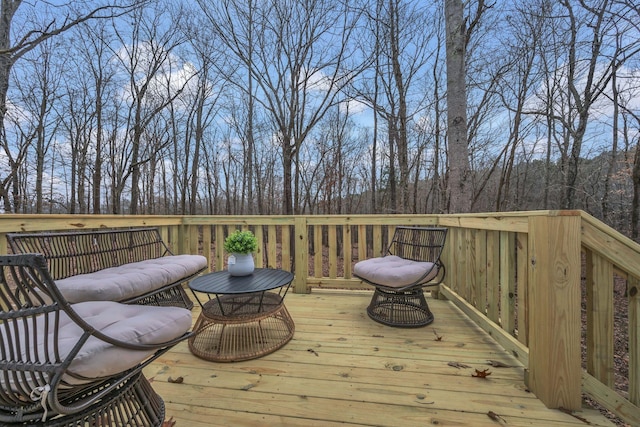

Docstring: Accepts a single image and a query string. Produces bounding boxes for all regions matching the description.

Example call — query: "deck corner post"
[528,214,582,410]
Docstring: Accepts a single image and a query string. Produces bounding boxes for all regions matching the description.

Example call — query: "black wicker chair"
[0,254,192,426]
[354,227,448,327]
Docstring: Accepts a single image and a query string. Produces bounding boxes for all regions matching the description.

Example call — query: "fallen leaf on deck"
[167,376,184,384]
[162,416,176,427]
[487,360,512,368]
[472,369,492,378]
[487,410,506,424]
[559,407,592,424]
[433,330,443,341]
[448,361,471,369]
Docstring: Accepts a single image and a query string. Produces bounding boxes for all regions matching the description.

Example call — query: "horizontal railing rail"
[0,211,636,425]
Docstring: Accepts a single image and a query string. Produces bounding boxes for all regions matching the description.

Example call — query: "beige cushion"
[2,301,192,386]
[64,301,191,380]
[354,255,438,288]
[55,255,207,303]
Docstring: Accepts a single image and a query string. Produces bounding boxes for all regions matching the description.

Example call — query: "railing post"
[528,213,582,410]
[630,276,640,406]
[171,225,182,254]
[0,233,6,255]
[294,216,309,293]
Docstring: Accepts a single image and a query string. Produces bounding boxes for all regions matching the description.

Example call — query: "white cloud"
[527,62,640,119]
[113,41,198,108]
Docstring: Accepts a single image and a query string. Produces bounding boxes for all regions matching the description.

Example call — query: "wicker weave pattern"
[23,374,165,427]
[7,228,168,279]
[367,287,434,327]
[387,227,448,273]
[189,293,295,362]
[356,227,448,328]
[7,228,200,309]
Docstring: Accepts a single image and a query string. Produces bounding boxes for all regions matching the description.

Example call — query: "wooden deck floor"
[145,291,615,427]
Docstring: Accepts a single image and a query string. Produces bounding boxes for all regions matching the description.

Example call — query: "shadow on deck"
[145,291,615,427]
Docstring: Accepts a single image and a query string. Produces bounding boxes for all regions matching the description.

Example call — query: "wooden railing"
[0,211,636,425]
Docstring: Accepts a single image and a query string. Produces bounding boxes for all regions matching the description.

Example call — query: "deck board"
[145,291,615,427]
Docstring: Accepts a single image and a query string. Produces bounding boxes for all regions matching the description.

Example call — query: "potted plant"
[223,230,258,276]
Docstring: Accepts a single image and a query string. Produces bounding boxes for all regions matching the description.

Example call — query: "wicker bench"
[7,227,208,309]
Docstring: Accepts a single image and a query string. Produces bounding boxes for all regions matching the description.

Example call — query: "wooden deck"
[145,291,615,427]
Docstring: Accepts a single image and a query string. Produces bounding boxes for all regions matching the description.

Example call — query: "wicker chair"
[354,227,448,327]
[0,254,192,426]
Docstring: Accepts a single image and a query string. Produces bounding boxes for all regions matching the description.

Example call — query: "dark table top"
[189,268,294,295]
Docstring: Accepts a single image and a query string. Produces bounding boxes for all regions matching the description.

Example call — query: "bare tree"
[56,21,120,215]
[73,19,119,214]
[109,3,193,214]
[12,37,64,213]
[429,10,447,214]
[552,0,640,208]
[352,0,437,213]
[601,38,621,224]
[59,82,91,214]
[0,0,144,212]
[489,1,547,211]
[198,0,366,214]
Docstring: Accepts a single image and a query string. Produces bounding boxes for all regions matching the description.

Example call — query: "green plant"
[223,230,258,254]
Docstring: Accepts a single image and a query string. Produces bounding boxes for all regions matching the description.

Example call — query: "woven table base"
[189,293,295,362]
[367,287,434,327]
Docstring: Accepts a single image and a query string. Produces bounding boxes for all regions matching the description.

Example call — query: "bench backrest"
[387,226,448,264]
[7,228,171,280]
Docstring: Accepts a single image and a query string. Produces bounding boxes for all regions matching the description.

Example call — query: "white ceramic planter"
[227,253,255,276]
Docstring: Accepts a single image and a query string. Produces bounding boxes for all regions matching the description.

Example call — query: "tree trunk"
[389,0,408,213]
[444,0,471,213]
[0,1,21,212]
[93,81,103,214]
[601,45,620,223]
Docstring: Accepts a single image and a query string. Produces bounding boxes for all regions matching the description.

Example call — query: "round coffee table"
[188,268,295,362]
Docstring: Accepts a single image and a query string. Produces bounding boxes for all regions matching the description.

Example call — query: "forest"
[1,0,639,237]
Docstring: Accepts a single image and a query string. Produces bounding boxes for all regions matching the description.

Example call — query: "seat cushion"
[354,255,438,288]
[55,255,208,303]
[62,301,192,380]
[1,301,192,386]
